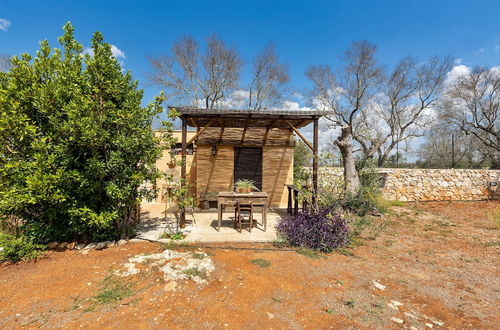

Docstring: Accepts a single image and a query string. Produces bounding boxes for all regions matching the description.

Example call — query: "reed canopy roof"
[170,106,333,129]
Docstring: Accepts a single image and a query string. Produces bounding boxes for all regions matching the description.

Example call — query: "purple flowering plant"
[276,207,350,252]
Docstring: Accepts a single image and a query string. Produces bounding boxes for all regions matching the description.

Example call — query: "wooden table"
[217,192,268,232]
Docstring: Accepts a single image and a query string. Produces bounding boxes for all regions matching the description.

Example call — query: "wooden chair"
[234,201,254,233]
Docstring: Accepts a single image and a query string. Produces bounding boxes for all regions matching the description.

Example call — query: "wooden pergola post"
[180,115,187,228]
[312,116,319,208]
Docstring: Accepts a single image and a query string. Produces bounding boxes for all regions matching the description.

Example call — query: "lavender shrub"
[276,208,350,252]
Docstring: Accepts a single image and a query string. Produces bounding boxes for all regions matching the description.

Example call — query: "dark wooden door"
[234,147,263,191]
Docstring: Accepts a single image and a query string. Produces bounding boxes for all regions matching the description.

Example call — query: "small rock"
[405,312,420,320]
[83,242,97,250]
[47,241,59,250]
[266,312,274,319]
[95,242,107,250]
[67,241,78,250]
[372,280,386,290]
[430,319,445,326]
[59,242,69,250]
[391,317,404,324]
[391,300,403,307]
[117,239,127,246]
[387,302,399,310]
[80,250,90,255]
[75,244,86,250]
[106,241,116,248]
[164,281,177,292]
[425,323,433,328]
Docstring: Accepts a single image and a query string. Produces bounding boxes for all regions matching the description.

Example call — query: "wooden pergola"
[170,106,333,225]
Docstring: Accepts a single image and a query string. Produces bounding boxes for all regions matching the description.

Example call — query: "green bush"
[0,23,175,243]
[0,233,45,262]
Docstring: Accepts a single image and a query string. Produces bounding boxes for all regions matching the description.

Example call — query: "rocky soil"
[0,201,498,329]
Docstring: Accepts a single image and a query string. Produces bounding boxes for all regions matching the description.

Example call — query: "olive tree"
[307,41,451,191]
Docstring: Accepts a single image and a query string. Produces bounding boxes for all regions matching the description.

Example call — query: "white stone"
[117,239,127,246]
[372,280,386,290]
[83,242,97,250]
[391,317,404,324]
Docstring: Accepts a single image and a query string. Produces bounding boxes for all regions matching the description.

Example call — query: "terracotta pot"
[236,187,252,193]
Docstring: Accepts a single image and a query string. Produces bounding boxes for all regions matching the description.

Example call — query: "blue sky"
[1,0,499,105]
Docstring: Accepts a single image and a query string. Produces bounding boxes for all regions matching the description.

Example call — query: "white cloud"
[445,65,471,86]
[454,58,462,65]
[110,45,125,59]
[280,100,312,111]
[83,44,126,67]
[491,65,500,75]
[0,18,11,31]
[474,48,484,56]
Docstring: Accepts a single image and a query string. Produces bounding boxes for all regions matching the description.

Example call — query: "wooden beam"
[187,120,214,145]
[262,119,278,145]
[189,118,199,128]
[180,116,187,227]
[240,119,249,144]
[285,120,313,151]
[312,116,319,208]
[217,119,225,143]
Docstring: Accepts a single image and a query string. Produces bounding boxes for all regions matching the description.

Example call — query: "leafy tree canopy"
[0,22,174,242]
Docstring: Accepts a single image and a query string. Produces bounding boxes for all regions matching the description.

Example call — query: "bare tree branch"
[248,43,289,110]
[148,35,242,109]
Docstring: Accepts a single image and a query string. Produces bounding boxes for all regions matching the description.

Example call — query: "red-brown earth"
[0,201,498,329]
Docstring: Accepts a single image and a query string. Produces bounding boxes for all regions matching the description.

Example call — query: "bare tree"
[416,127,490,168]
[442,67,499,165]
[308,41,452,191]
[359,55,452,166]
[307,41,383,192]
[248,44,289,110]
[149,35,242,109]
[0,54,11,72]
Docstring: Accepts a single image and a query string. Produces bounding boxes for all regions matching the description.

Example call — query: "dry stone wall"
[320,168,499,202]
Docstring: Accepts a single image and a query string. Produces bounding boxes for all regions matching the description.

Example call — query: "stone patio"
[136,203,283,243]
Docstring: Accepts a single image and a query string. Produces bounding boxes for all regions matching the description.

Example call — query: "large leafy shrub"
[276,208,350,252]
[0,233,45,262]
[0,23,173,243]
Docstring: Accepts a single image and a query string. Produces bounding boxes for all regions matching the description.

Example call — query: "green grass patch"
[162,241,196,251]
[160,232,186,240]
[250,258,271,268]
[487,209,500,230]
[182,267,208,279]
[191,252,206,260]
[296,248,326,260]
[325,308,334,315]
[93,273,133,305]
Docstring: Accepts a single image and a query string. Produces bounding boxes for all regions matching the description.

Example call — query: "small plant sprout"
[234,179,258,193]
[250,258,271,268]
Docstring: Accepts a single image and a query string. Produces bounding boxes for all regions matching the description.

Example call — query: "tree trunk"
[335,125,361,194]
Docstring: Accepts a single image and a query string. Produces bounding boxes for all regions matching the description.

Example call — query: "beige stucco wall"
[146,131,197,204]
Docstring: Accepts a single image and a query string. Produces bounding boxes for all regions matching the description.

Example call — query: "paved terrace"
[136,203,283,243]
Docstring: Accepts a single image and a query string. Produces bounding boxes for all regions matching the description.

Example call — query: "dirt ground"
[0,201,498,329]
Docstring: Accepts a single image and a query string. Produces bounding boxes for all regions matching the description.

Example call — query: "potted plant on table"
[234,179,258,193]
